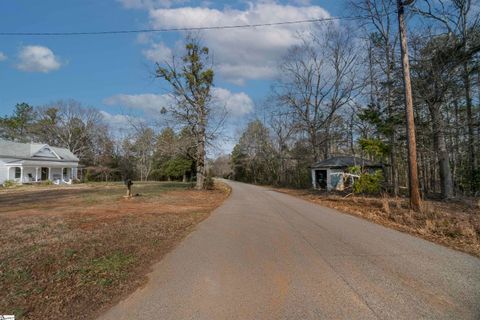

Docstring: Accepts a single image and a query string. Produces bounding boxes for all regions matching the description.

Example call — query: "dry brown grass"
[0,181,230,320]
[276,189,480,257]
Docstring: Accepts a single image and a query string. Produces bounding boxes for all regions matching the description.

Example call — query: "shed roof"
[311,156,382,169]
[0,139,79,162]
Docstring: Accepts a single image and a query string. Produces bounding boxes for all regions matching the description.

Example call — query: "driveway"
[98,180,480,320]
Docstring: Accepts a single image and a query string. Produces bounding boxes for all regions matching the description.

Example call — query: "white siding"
[0,159,7,184]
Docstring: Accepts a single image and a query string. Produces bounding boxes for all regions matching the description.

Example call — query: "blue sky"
[0,0,347,151]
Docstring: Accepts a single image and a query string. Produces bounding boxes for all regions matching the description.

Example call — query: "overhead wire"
[0,14,386,36]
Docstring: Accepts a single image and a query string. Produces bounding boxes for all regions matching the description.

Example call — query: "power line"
[0,15,374,36]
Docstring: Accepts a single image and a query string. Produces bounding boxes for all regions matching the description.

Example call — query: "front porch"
[6,165,78,184]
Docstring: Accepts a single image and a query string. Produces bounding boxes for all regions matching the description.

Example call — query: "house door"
[41,167,49,180]
[315,170,327,189]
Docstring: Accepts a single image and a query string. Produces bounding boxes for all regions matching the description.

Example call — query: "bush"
[347,166,361,175]
[162,158,192,180]
[149,169,166,181]
[42,180,53,186]
[353,170,384,194]
[204,175,215,190]
[3,180,16,188]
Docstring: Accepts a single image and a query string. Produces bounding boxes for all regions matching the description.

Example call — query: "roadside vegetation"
[0,181,230,320]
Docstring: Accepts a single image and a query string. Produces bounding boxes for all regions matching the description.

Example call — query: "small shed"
[311,156,383,191]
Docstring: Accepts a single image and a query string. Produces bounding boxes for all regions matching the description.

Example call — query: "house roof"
[0,139,79,162]
[311,156,382,169]
[5,160,79,167]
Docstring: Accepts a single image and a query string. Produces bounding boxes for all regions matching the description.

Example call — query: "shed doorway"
[315,170,327,189]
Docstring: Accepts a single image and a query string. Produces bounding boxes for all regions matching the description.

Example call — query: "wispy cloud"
[104,88,254,117]
[100,110,131,127]
[212,88,254,117]
[142,42,172,62]
[0,52,7,62]
[16,45,62,73]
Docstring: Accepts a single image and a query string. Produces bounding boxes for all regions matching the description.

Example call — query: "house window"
[14,167,21,179]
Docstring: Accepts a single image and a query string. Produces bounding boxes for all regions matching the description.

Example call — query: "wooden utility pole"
[397,0,421,211]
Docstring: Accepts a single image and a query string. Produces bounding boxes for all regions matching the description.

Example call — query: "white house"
[0,139,80,185]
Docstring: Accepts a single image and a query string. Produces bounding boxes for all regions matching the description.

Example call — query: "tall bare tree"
[36,100,106,162]
[411,33,461,198]
[156,36,214,189]
[274,25,359,162]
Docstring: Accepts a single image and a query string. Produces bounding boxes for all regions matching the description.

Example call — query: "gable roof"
[312,156,382,169]
[0,139,79,162]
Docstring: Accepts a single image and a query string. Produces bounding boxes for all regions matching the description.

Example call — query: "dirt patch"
[276,189,480,257]
[0,181,229,320]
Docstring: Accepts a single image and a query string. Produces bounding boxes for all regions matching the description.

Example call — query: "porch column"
[6,167,9,180]
[61,167,64,182]
[48,167,52,180]
[20,166,24,183]
[35,167,39,182]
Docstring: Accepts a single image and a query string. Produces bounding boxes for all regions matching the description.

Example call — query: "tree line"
[229,0,480,199]
[0,101,200,183]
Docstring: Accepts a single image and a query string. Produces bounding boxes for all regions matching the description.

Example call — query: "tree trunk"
[196,116,206,190]
[385,38,399,196]
[309,126,319,163]
[453,100,461,195]
[463,63,476,193]
[323,129,330,160]
[430,156,436,193]
[183,173,187,183]
[430,104,454,199]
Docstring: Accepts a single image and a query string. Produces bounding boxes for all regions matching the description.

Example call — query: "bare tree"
[129,121,156,181]
[411,33,459,198]
[268,109,297,185]
[274,24,359,162]
[36,100,106,162]
[156,35,214,189]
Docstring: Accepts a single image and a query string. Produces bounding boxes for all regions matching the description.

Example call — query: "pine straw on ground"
[0,181,230,320]
[275,189,480,257]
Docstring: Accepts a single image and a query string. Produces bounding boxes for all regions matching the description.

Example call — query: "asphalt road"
[99,180,480,320]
